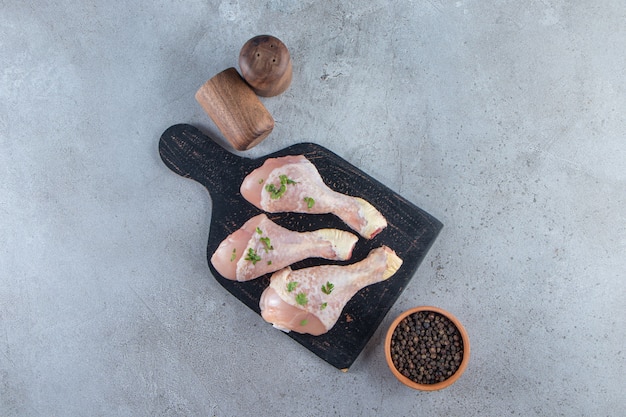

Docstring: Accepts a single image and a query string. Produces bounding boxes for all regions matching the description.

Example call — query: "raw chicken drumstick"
[240,155,387,239]
[211,214,358,281]
[259,246,403,336]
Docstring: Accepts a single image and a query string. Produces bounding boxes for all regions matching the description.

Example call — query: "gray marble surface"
[2,1,625,416]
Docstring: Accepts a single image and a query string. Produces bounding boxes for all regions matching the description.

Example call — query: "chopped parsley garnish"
[282,175,297,185]
[304,196,315,209]
[260,236,273,252]
[321,281,334,295]
[286,282,298,292]
[256,227,263,235]
[267,260,272,265]
[230,248,237,262]
[258,178,264,184]
[265,184,283,199]
[320,302,328,310]
[244,248,261,265]
[300,319,308,326]
[295,292,308,306]
[265,174,297,199]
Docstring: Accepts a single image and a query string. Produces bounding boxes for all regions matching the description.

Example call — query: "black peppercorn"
[390,311,464,385]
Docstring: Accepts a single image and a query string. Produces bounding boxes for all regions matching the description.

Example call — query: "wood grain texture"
[158,124,443,370]
[195,68,274,150]
[239,35,292,97]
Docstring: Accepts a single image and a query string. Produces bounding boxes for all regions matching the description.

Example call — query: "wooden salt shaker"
[195,67,274,151]
[239,35,292,97]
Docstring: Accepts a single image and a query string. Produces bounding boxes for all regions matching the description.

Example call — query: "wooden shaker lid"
[239,35,292,97]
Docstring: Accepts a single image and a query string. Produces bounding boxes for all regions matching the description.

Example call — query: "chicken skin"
[211,214,358,281]
[259,246,402,335]
[240,155,387,239]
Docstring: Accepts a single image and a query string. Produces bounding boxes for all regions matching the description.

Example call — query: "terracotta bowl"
[385,306,470,391]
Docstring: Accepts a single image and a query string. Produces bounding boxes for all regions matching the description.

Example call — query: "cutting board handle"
[159,124,247,196]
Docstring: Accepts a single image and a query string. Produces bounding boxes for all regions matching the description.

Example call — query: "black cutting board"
[158,124,442,370]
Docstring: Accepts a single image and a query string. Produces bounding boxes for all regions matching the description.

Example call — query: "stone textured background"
[1,1,625,416]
